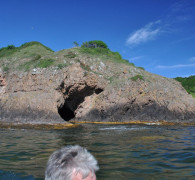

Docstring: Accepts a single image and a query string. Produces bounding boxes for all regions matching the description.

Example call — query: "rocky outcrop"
[0,68,6,94]
[0,62,195,124]
[56,64,105,121]
[82,77,195,122]
[0,64,105,123]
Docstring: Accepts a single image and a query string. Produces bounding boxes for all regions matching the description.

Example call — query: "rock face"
[0,69,6,95]
[57,64,105,121]
[1,60,195,124]
[0,67,65,123]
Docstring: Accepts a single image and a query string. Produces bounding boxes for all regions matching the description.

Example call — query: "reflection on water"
[0,124,195,179]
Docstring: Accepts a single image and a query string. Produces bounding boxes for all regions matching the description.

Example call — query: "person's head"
[45,145,99,180]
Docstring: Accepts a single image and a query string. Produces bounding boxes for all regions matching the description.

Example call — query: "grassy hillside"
[0,41,138,72]
[0,41,54,72]
[175,76,195,98]
[0,41,149,89]
[0,41,53,58]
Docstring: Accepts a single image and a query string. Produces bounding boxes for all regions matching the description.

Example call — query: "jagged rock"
[56,63,106,121]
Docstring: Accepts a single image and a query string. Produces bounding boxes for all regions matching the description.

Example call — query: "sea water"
[0,124,195,179]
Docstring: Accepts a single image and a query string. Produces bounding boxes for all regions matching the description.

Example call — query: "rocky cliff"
[0,43,195,124]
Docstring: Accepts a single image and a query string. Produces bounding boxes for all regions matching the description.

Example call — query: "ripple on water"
[99,125,150,131]
[0,124,195,180]
[0,170,37,180]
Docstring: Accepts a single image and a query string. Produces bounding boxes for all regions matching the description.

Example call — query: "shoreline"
[1,120,195,130]
[0,122,78,130]
[72,120,195,126]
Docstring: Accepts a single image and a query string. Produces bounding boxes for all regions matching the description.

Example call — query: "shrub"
[129,62,135,67]
[138,67,145,70]
[131,75,144,81]
[0,45,18,57]
[73,41,79,47]
[112,52,122,59]
[36,59,55,68]
[81,40,108,49]
[3,66,9,72]
[79,47,110,55]
[64,51,76,58]
[175,75,195,98]
[57,63,67,69]
[7,45,16,49]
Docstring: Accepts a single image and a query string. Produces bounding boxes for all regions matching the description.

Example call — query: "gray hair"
[45,145,99,180]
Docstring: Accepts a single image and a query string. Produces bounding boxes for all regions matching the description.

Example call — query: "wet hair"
[45,145,99,180]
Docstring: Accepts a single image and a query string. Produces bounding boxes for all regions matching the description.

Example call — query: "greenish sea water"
[0,124,195,180]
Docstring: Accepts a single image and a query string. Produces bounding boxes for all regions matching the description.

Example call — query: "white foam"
[99,126,148,131]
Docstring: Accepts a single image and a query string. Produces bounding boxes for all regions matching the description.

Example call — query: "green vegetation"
[80,62,91,71]
[0,45,18,58]
[175,75,195,98]
[17,54,41,71]
[0,40,142,74]
[7,45,16,49]
[138,67,145,70]
[32,54,42,61]
[18,60,37,71]
[18,54,54,71]
[129,62,135,67]
[0,41,53,56]
[20,41,54,52]
[107,73,120,84]
[131,75,144,81]
[0,41,55,72]
[81,40,108,49]
[57,63,67,69]
[3,66,9,72]
[0,41,53,59]
[78,46,130,65]
[36,59,55,68]
[78,40,131,65]
[73,41,79,47]
[64,51,76,58]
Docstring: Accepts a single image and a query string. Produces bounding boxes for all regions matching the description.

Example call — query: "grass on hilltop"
[0,41,53,58]
[0,40,145,73]
[18,56,55,71]
[0,41,55,72]
[77,47,130,65]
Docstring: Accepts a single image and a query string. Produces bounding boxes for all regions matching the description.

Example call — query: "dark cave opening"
[58,104,75,121]
[58,86,103,121]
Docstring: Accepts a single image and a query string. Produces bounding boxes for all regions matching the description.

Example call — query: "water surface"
[0,124,195,179]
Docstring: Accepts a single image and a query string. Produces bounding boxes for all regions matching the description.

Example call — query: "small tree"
[73,41,79,47]
[7,45,16,49]
[81,40,108,49]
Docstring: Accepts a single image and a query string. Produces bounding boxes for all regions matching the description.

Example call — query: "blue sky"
[0,0,195,78]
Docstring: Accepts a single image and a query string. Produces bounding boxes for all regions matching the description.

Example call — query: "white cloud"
[156,63,195,69]
[126,21,161,46]
[126,1,195,47]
